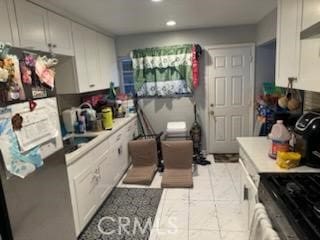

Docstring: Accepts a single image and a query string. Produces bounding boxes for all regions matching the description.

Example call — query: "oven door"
[240,159,258,230]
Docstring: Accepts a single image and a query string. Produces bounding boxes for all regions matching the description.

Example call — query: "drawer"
[239,147,260,187]
[109,130,123,143]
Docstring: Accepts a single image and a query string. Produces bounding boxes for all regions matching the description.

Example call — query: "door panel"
[208,46,253,153]
[15,0,48,51]
[47,12,74,56]
[0,0,14,44]
[73,167,97,229]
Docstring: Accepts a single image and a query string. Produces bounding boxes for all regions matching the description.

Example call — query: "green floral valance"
[130,44,193,97]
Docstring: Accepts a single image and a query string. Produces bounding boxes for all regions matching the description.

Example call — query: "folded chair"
[123,139,158,185]
[161,140,193,188]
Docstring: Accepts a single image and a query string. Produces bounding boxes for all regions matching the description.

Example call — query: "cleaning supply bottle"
[268,120,291,159]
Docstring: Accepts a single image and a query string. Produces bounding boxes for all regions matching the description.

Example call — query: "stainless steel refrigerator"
[0,98,76,240]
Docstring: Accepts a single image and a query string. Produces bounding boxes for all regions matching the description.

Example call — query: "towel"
[250,203,280,240]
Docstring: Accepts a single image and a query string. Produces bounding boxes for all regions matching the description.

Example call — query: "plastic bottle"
[268,120,291,159]
[79,115,86,133]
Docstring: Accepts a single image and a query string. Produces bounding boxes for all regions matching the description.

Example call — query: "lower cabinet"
[73,164,99,230]
[68,118,137,236]
[239,158,258,230]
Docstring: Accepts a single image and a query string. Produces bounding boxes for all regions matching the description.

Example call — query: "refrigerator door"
[0,149,76,240]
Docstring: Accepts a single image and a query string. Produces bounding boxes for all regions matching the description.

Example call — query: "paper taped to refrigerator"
[15,107,58,153]
[0,108,43,178]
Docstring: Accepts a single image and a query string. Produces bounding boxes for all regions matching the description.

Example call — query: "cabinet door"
[98,34,119,88]
[95,151,114,204]
[15,0,49,51]
[73,166,98,229]
[276,0,302,88]
[239,159,258,230]
[302,0,320,30]
[97,33,111,89]
[0,0,18,45]
[71,23,90,93]
[83,28,100,91]
[47,12,74,56]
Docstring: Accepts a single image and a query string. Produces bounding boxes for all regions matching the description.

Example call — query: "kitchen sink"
[63,136,96,154]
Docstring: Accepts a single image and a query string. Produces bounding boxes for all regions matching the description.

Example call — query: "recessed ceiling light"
[151,0,162,2]
[166,20,176,27]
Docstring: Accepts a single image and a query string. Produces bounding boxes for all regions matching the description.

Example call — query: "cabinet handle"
[244,186,249,200]
[288,77,297,82]
[52,44,57,48]
[118,146,122,155]
[48,43,52,48]
[89,84,95,88]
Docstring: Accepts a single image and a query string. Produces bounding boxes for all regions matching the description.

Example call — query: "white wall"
[256,8,277,46]
[116,25,256,57]
[116,25,257,150]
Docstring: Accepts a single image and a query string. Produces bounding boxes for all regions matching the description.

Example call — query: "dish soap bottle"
[268,120,291,159]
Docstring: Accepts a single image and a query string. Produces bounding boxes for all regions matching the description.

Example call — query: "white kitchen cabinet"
[67,118,137,236]
[0,0,19,46]
[240,158,258,231]
[73,165,99,230]
[301,0,320,31]
[56,23,98,93]
[83,28,101,91]
[276,0,302,88]
[15,0,49,51]
[56,23,119,94]
[276,0,320,92]
[47,12,74,56]
[14,0,74,55]
[97,33,120,88]
[95,150,114,205]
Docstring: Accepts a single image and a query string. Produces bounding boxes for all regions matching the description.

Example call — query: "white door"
[207,45,253,153]
[15,0,49,51]
[47,12,74,56]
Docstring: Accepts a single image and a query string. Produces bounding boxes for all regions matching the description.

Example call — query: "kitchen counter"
[65,114,137,166]
[237,137,320,173]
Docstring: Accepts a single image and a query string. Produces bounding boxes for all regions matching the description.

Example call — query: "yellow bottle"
[102,108,113,130]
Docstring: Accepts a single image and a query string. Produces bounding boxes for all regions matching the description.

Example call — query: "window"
[119,58,135,96]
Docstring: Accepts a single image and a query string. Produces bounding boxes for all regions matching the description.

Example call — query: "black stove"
[260,173,320,240]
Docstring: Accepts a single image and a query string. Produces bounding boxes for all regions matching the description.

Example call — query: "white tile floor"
[117,155,249,240]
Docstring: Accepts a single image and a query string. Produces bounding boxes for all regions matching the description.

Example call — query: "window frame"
[118,57,135,95]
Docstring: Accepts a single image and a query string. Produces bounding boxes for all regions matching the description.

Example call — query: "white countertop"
[237,137,320,173]
[65,114,137,166]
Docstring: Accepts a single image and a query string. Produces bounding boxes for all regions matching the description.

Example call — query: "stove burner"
[314,202,320,219]
[286,182,302,195]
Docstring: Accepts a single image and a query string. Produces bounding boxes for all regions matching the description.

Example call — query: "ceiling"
[37,0,277,36]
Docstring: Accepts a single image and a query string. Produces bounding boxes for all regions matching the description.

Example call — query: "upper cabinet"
[47,12,74,56]
[56,23,118,93]
[15,0,48,51]
[276,0,320,92]
[97,33,120,89]
[276,0,302,88]
[301,0,320,31]
[14,0,74,55]
[0,0,19,46]
[3,0,118,93]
